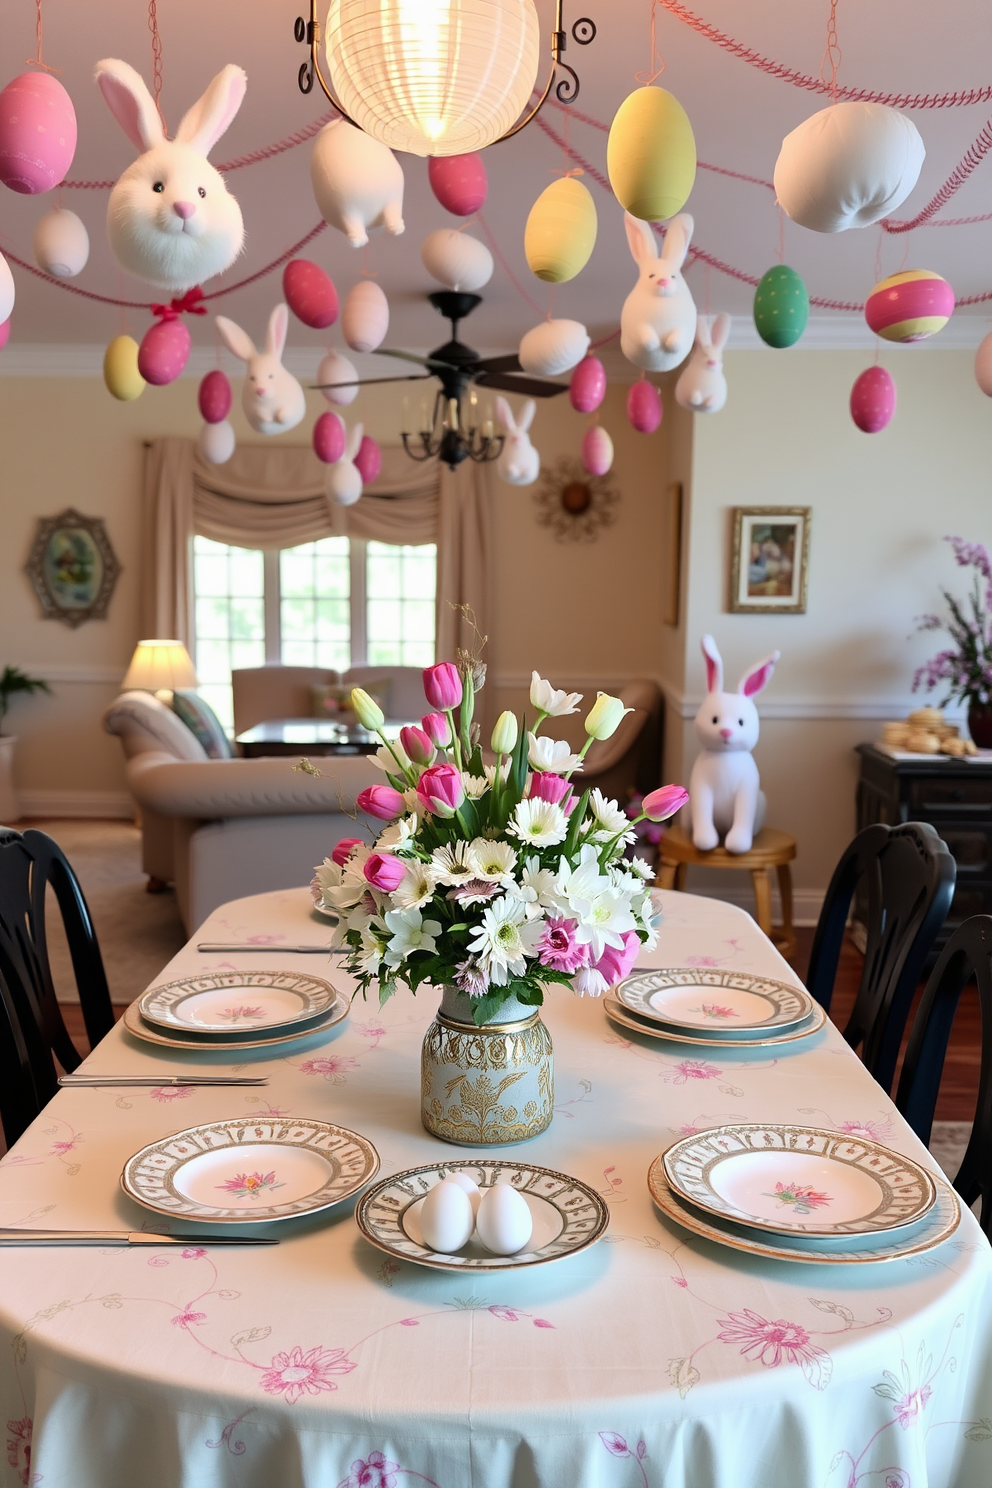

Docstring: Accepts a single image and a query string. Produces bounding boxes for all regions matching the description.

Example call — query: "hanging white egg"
[342,280,389,353]
[975,331,992,396]
[33,207,89,278]
[317,350,360,406]
[0,252,15,324]
[198,420,236,464]
[518,319,590,376]
[421,229,493,292]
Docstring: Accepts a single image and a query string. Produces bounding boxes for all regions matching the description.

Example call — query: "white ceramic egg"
[446,1171,481,1215]
[518,318,590,377]
[475,1182,534,1256]
[419,1177,476,1253]
[33,207,89,278]
[421,229,493,292]
[342,280,389,354]
[198,419,235,465]
[318,350,360,406]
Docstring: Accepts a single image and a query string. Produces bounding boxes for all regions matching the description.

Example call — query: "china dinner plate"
[139,971,340,1037]
[604,991,826,1048]
[663,1124,936,1239]
[122,994,348,1052]
[122,1117,379,1224]
[647,1157,961,1265]
[616,968,814,1036]
[356,1160,610,1272]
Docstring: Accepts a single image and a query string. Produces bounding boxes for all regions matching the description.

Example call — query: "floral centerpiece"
[914,535,992,744]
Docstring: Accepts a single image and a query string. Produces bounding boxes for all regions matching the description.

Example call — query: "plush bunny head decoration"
[325,422,364,506]
[95,59,246,291]
[689,635,780,854]
[495,396,540,486]
[675,312,730,414]
[695,634,779,755]
[620,212,697,374]
[215,305,306,436]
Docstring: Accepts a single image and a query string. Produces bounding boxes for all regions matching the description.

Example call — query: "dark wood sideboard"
[856,742,992,955]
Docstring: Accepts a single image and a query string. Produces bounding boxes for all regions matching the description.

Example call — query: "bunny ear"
[738,650,780,698]
[624,213,656,265]
[495,396,515,433]
[701,634,724,694]
[518,399,536,432]
[95,59,164,152]
[347,422,364,460]
[215,315,255,363]
[174,64,247,156]
[265,304,289,360]
[711,312,731,350]
[661,213,694,270]
[695,315,712,350]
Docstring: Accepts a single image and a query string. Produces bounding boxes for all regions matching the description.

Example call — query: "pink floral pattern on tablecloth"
[716,1309,832,1389]
[297,1055,360,1083]
[5,1415,31,1485]
[663,1060,722,1084]
[260,1345,356,1403]
[150,1085,196,1103]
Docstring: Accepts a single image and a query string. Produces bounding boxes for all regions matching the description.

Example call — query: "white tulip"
[530,671,582,718]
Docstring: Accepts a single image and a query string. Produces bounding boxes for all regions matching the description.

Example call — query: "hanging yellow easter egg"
[524,177,598,283]
[103,334,145,401]
[607,86,696,222]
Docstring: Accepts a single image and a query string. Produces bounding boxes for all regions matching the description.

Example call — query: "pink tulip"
[416,762,465,818]
[331,837,363,866]
[592,930,642,986]
[357,784,406,820]
[363,852,406,892]
[642,784,689,822]
[421,711,451,747]
[400,724,435,767]
[528,772,573,808]
[423,662,462,711]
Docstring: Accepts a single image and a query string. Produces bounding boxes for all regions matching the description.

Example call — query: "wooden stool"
[657,825,797,958]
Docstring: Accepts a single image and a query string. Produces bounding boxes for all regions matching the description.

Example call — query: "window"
[192,534,436,731]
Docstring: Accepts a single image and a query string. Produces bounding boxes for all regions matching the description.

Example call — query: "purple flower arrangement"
[913,536,992,707]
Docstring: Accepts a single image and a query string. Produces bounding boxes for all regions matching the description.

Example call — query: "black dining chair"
[805,821,956,1094]
[0,827,114,1145]
[896,915,992,1238]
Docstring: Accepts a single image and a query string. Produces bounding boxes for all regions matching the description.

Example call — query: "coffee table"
[236,716,411,757]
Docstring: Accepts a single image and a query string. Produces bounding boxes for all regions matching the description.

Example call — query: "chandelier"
[295,0,596,155]
[403,386,503,469]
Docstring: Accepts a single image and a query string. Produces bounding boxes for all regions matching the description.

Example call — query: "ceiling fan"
[313,290,568,470]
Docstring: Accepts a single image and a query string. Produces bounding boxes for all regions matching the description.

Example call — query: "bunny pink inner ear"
[175,64,247,156]
[95,59,164,152]
[267,304,288,359]
[739,653,780,697]
[701,634,723,693]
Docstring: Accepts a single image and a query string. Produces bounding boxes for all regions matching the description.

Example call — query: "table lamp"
[122,639,197,701]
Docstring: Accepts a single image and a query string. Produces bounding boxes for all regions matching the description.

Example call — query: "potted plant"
[0,666,53,822]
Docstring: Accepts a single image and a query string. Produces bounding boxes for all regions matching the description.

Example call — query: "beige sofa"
[232,665,428,736]
[554,680,664,803]
[104,692,380,932]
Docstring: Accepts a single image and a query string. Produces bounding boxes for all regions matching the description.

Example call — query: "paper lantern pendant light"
[524,177,597,283]
[865,270,954,343]
[753,265,809,349]
[324,0,541,157]
[850,365,896,432]
[607,87,696,222]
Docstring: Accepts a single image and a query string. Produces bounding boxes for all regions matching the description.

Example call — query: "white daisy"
[507,797,568,848]
[375,813,420,856]
[505,855,559,918]
[572,965,609,998]
[467,896,542,985]
[527,734,582,774]
[310,858,341,909]
[431,840,476,885]
[354,916,389,976]
[588,788,631,839]
[555,844,636,960]
[393,860,441,910]
[383,907,441,967]
[468,838,517,884]
[462,773,489,799]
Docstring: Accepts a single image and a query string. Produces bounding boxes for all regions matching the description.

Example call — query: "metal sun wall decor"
[26,508,122,628]
[534,457,619,542]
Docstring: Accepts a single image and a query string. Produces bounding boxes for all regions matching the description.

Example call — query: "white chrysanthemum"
[468,837,517,884]
[527,734,582,774]
[383,907,441,967]
[467,895,543,985]
[323,844,373,913]
[393,860,441,910]
[572,965,609,998]
[530,671,582,718]
[355,916,389,975]
[462,773,489,799]
[311,858,342,909]
[369,741,412,776]
[375,813,420,855]
[484,760,511,788]
[627,855,654,880]
[635,892,661,950]
[505,855,559,918]
[508,797,568,848]
[431,840,476,885]
[555,844,636,960]
[589,788,630,838]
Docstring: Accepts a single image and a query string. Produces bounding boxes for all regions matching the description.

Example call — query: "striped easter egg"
[865,270,954,343]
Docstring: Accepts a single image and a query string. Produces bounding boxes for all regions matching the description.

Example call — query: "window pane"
[279,538,351,672]
[192,537,265,731]
[366,542,436,668]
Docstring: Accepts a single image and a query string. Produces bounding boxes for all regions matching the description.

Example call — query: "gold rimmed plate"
[616,968,813,1036]
[122,994,347,1052]
[604,992,826,1048]
[139,971,340,1038]
[356,1160,609,1272]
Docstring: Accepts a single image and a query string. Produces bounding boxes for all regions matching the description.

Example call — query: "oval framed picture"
[26,508,122,628]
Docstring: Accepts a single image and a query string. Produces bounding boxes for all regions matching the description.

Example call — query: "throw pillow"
[311,683,389,723]
[171,690,233,759]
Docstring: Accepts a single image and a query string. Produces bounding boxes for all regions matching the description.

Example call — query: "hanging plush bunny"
[689,634,780,854]
[94,59,246,291]
[495,397,540,486]
[620,212,697,374]
[215,304,306,435]
[675,313,730,413]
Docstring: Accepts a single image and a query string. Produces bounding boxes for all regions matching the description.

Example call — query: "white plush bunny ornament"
[689,635,780,855]
[95,59,246,291]
[215,305,306,435]
[620,212,697,374]
[675,313,730,413]
[495,397,540,486]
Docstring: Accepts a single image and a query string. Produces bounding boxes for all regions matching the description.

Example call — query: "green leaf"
[562,787,590,858]
[472,991,514,1026]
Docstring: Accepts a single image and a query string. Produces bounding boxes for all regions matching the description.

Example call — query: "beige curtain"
[140,438,491,662]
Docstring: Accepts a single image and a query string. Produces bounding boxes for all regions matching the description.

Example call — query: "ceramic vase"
[0,736,20,823]
[421,985,554,1146]
[968,703,992,749]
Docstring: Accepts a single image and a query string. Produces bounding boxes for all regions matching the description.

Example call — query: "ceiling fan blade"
[473,371,568,398]
[474,353,523,375]
[376,348,454,370]
[309,373,434,391]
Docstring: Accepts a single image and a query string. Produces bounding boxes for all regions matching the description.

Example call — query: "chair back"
[806,821,955,1092]
[896,914,992,1237]
[232,666,340,735]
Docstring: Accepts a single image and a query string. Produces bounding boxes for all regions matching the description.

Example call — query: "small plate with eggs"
[356,1160,610,1272]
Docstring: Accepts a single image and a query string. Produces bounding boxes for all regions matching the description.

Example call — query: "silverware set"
[0,1229,278,1246]
[59,1075,269,1088]
[196,943,345,954]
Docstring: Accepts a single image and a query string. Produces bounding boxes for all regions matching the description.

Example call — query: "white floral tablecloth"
[2,888,991,1488]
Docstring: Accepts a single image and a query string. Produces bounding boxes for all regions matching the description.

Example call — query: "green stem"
[446,709,463,771]
[564,734,595,780]
[531,708,548,735]
[377,731,416,785]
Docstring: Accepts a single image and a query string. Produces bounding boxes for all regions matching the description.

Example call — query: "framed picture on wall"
[25,508,122,629]
[730,506,810,614]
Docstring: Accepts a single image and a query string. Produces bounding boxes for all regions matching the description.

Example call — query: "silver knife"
[59,1075,269,1087]
[197,943,343,954]
[0,1230,279,1246]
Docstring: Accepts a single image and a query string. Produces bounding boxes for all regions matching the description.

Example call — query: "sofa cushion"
[103,691,209,762]
[172,689,233,759]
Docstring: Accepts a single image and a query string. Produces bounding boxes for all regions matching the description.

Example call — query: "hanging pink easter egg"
[850,365,896,433]
[428,153,488,216]
[0,318,11,351]
[569,356,606,413]
[138,318,191,386]
[0,72,77,194]
[627,379,663,433]
[283,258,339,329]
[354,435,382,485]
[343,280,389,353]
[313,410,346,464]
[198,369,232,424]
[581,425,614,476]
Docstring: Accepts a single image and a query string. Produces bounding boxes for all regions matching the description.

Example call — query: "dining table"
[1,886,991,1488]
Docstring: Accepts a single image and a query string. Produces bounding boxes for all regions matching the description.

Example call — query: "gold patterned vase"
[421,986,554,1146]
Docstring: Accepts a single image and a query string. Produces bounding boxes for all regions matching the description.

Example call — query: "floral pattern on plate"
[603,993,827,1049]
[616,969,813,1034]
[138,971,341,1037]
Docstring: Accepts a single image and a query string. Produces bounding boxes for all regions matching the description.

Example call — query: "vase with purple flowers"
[914,536,992,747]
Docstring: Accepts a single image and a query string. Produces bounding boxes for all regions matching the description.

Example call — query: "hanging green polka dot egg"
[753,264,809,348]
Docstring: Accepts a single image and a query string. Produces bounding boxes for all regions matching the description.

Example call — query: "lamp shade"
[123,640,198,692]
[324,0,541,157]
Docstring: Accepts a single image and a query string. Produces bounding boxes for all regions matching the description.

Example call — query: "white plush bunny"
[310,120,405,249]
[675,313,730,413]
[495,397,540,486]
[215,305,306,435]
[95,59,246,291]
[325,422,364,506]
[689,635,780,855]
[620,212,697,374]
